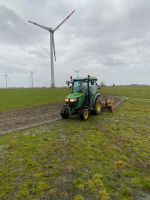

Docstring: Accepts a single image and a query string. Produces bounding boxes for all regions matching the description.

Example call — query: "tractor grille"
[69,102,76,109]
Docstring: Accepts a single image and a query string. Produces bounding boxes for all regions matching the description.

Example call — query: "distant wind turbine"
[28,9,75,88]
[29,71,36,88]
[73,69,80,77]
[1,74,8,88]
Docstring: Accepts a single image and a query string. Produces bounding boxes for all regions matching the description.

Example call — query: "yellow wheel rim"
[96,101,101,112]
[84,110,89,119]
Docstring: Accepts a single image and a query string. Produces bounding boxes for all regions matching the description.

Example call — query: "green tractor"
[61,75,102,120]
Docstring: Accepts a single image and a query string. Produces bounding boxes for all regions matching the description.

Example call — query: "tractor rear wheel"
[80,108,89,120]
[61,106,70,119]
[93,98,102,115]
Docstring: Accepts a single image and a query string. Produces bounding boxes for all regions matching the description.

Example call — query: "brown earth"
[0,96,122,135]
[0,104,62,135]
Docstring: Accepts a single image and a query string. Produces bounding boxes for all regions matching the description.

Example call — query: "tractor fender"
[94,93,101,104]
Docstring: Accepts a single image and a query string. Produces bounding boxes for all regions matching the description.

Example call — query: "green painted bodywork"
[66,92,85,109]
[66,92,84,100]
[92,92,100,105]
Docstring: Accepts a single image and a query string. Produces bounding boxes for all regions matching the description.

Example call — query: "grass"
[0,86,149,112]
[0,87,150,199]
[0,88,69,112]
[101,86,150,99]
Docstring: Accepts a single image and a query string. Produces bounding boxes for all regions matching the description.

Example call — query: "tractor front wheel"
[80,108,89,120]
[61,106,70,119]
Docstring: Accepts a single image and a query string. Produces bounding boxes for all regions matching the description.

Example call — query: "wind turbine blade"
[28,21,50,31]
[52,34,56,61]
[54,9,75,31]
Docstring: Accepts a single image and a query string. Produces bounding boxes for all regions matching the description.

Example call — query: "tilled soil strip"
[0,104,62,135]
[0,96,122,135]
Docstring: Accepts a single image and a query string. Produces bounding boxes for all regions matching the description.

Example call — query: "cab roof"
[73,77,97,81]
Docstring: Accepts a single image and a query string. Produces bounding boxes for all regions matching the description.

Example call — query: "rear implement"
[101,96,123,112]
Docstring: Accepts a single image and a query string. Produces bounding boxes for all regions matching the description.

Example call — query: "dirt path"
[0,96,122,136]
[0,104,62,135]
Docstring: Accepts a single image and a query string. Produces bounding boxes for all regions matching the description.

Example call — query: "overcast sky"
[0,0,150,87]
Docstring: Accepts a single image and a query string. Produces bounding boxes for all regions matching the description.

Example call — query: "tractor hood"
[65,92,85,109]
[66,92,85,99]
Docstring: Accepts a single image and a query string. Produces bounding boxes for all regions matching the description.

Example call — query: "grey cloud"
[0,0,150,87]
[28,47,49,59]
[0,62,27,74]
[0,4,45,46]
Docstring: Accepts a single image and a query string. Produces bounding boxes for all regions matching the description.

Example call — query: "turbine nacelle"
[49,28,53,32]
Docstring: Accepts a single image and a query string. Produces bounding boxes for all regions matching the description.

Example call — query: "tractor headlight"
[65,98,77,103]
[65,98,69,103]
[70,98,77,102]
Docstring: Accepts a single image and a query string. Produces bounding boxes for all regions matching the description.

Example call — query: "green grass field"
[0,86,149,112]
[0,86,150,200]
[0,88,69,112]
[101,86,150,99]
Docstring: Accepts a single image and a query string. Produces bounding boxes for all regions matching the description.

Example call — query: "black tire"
[80,108,89,120]
[61,106,70,119]
[93,97,102,115]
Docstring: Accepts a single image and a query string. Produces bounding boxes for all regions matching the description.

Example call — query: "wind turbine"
[28,9,75,88]
[1,74,8,88]
[29,71,36,88]
[73,69,80,77]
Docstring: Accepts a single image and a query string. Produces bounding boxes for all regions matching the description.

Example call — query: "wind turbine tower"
[28,10,75,88]
[1,74,8,88]
[29,71,35,88]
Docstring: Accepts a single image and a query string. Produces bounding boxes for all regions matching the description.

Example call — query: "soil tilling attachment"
[101,96,123,112]
[101,97,114,112]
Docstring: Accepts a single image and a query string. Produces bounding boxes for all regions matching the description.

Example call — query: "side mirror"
[66,81,72,89]
[97,83,100,90]
[66,81,70,87]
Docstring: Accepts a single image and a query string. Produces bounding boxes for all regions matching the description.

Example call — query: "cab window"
[73,80,87,93]
[89,80,97,94]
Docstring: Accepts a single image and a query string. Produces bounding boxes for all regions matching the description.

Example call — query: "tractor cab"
[61,75,102,120]
[72,78,88,93]
[72,77,99,106]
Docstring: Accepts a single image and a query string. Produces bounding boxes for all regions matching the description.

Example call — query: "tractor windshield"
[73,80,87,93]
